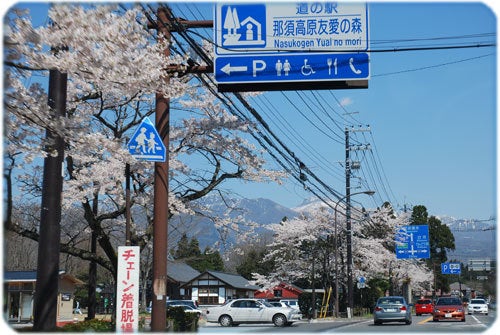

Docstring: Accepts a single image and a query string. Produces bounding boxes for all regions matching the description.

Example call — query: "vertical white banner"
[116,246,140,332]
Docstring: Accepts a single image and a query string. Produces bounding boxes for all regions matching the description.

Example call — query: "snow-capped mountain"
[172,196,496,263]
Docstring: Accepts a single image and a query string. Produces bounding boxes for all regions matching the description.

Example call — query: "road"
[199,311,496,333]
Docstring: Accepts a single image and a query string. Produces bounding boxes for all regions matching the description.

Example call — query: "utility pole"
[149,7,212,331]
[150,8,170,330]
[33,51,67,331]
[345,126,370,317]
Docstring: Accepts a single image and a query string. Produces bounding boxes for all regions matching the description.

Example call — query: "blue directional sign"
[441,262,461,275]
[395,225,430,259]
[214,2,369,87]
[127,118,166,162]
[215,52,369,84]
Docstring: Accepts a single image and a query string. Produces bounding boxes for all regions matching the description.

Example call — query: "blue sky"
[214,1,497,220]
[3,1,497,220]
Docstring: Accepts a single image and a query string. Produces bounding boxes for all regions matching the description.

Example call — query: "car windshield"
[378,298,404,305]
[417,299,432,304]
[436,298,461,306]
[470,299,486,304]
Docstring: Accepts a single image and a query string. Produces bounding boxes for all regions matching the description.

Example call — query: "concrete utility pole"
[344,126,370,317]
[33,58,67,331]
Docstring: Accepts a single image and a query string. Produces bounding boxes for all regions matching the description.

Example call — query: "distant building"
[182,270,260,305]
[254,282,304,300]
[167,260,200,299]
[4,270,83,326]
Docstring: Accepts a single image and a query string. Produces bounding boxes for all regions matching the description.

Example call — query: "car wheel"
[405,319,412,325]
[374,320,382,325]
[433,318,438,322]
[219,315,233,327]
[273,314,287,327]
[416,313,421,316]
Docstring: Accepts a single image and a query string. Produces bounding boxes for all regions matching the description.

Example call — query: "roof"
[4,270,37,282]
[4,270,83,285]
[167,260,200,283]
[184,270,260,290]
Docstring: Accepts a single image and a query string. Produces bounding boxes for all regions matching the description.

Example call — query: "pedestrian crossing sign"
[127,117,166,162]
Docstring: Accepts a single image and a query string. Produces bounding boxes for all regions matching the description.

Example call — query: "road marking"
[418,316,433,324]
[470,314,489,327]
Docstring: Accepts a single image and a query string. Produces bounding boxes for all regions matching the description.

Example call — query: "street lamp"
[334,190,375,318]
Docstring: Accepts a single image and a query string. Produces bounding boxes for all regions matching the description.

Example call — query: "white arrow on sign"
[221,63,248,75]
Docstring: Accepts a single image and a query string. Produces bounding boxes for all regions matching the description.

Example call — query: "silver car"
[373,296,412,325]
[205,298,301,327]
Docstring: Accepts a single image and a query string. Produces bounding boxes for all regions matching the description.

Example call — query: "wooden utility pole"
[33,58,67,331]
[150,8,170,330]
[150,7,212,330]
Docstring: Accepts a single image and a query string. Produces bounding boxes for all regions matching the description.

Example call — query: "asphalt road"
[198,310,497,333]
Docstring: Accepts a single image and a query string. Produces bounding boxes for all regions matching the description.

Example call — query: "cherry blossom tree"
[251,202,433,298]
[3,4,284,277]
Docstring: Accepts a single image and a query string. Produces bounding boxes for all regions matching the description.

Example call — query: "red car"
[432,297,465,322]
[415,299,434,316]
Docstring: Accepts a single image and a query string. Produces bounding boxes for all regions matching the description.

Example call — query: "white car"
[280,299,300,311]
[205,298,302,327]
[468,298,489,315]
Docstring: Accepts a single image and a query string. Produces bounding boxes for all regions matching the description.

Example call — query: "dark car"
[373,296,412,325]
[432,297,465,322]
[415,298,434,316]
[166,300,198,309]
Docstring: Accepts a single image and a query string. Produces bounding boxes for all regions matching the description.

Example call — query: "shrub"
[166,306,199,332]
[58,319,114,332]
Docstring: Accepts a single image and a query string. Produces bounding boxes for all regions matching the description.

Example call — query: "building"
[167,260,200,300]
[182,270,260,305]
[254,282,303,300]
[3,270,83,326]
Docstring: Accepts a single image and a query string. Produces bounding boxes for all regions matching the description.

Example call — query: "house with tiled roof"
[166,260,200,299]
[181,270,260,305]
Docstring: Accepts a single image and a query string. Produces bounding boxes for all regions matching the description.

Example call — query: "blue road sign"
[215,3,369,55]
[215,52,369,84]
[214,3,369,86]
[127,118,166,162]
[395,225,430,259]
[441,262,461,275]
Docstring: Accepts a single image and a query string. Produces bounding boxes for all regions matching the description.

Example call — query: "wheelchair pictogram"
[301,59,316,76]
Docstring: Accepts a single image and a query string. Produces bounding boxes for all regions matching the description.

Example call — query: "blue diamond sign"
[127,118,166,162]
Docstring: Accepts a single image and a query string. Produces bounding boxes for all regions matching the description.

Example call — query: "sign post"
[214,2,369,91]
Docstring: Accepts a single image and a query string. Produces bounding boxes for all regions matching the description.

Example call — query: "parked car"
[373,296,412,325]
[270,301,303,319]
[166,299,198,309]
[270,301,291,308]
[279,299,300,311]
[467,298,488,315]
[432,297,465,322]
[415,298,434,316]
[205,298,302,327]
[168,304,203,318]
